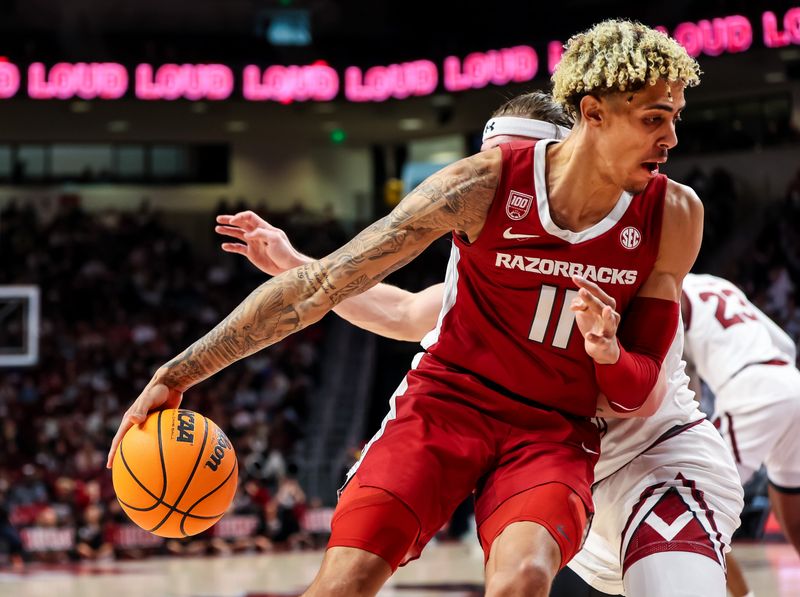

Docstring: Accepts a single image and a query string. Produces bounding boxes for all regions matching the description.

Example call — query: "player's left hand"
[570,275,621,365]
[106,373,183,469]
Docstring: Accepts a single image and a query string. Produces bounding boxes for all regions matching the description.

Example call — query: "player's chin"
[623,177,650,195]
[622,185,647,196]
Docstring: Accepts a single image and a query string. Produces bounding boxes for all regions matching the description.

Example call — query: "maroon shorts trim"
[621,475,724,575]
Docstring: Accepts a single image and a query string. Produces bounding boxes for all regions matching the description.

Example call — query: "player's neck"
[544,134,626,232]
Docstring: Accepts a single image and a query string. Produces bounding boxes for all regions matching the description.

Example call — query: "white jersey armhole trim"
[421,243,461,349]
[533,139,634,244]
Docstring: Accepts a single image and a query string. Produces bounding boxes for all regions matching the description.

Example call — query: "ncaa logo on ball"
[620,226,641,250]
[506,190,533,221]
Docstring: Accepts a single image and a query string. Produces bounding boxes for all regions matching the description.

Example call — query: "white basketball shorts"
[568,420,743,596]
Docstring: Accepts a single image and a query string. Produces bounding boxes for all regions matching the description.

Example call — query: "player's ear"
[579,94,604,127]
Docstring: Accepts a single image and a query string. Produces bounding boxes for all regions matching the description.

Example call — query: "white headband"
[482,116,571,143]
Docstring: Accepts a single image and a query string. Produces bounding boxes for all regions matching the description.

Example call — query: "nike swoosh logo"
[503,227,540,240]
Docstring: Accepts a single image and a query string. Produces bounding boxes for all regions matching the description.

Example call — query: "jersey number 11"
[529,285,579,349]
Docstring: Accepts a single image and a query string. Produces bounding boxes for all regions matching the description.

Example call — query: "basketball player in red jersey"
[110,20,703,596]
[215,93,744,597]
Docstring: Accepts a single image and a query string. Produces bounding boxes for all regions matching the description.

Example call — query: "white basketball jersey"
[682,273,796,395]
[594,320,705,482]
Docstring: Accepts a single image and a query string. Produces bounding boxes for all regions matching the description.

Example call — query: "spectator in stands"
[0,494,24,570]
[272,465,311,550]
[30,506,71,563]
[251,464,310,551]
[75,504,114,561]
[7,465,48,513]
[765,265,795,316]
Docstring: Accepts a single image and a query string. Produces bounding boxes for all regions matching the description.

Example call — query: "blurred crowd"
[1,165,800,567]
[716,167,800,364]
[684,166,737,267]
[679,166,800,366]
[0,196,342,565]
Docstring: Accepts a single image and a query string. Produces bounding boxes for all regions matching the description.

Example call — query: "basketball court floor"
[1,542,797,597]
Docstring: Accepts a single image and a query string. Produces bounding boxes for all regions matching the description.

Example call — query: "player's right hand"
[570,275,622,364]
[215,211,308,276]
[106,377,183,469]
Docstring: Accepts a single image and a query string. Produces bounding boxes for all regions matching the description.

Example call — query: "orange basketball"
[112,409,238,538]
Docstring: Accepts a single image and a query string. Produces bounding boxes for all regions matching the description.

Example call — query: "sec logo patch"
[620,226,641,250]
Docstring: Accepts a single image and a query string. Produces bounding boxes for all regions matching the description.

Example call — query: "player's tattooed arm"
[157,149,500,391]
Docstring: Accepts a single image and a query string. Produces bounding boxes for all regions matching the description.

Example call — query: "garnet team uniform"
[683,273,800,490]
[560,322,744,597]
[339,139,667,569]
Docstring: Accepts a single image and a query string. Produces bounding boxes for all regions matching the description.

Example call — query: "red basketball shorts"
[330,353,599,568]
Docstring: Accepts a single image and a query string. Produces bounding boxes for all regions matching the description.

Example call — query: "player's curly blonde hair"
[552,19,701,118]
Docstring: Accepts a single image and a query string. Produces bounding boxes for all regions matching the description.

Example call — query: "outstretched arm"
[216,211,444,342]
[326,282,443,342]
[108,150,500,465]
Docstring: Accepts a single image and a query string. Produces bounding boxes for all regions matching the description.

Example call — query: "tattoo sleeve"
[158,150,500,391]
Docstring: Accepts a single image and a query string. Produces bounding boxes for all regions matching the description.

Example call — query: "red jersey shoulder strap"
[464,141,537,248]
[637,174,668,262]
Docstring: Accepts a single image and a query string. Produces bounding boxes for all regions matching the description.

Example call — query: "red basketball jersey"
[422,140,667,417]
